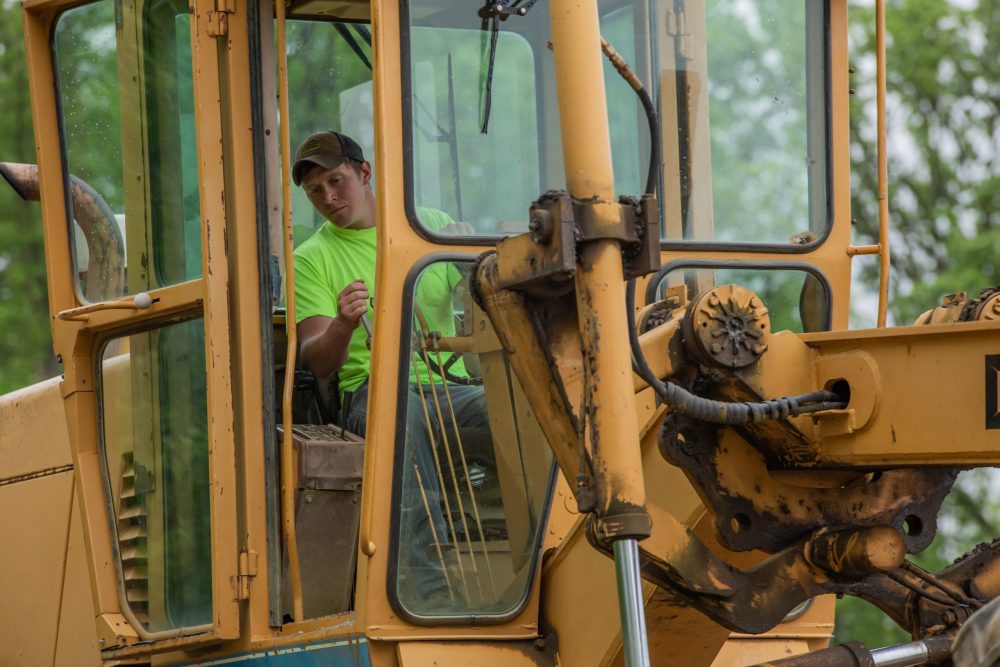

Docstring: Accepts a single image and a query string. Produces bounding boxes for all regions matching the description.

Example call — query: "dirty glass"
[54,0,201,303]
[401,1,659,238]
[653,265,831,333]
[392,259,553,620]
[285,18,375,248]
[404,0,554,238]
[99,317,212,634]
[660,0,829,243]
[403,0,827,245]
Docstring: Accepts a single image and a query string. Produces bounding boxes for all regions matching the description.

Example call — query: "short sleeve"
[293,250,337,324]
[415,206,456,232]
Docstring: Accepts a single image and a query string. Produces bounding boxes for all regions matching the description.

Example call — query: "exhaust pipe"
[1,162,125,300]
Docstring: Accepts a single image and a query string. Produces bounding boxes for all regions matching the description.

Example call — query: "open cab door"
[23,0,240,657]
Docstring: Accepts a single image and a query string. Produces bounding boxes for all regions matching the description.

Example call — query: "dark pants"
[343,380,490,606]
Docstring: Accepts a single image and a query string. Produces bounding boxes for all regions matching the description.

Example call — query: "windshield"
[403,0,829,247]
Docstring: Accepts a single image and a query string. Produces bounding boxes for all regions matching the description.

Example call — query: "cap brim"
[292,154,342,186]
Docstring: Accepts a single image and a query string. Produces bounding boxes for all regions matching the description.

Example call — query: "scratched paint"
[177,636,370,667]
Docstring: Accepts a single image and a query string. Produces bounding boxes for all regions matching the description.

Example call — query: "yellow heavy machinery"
[2,0,999,665]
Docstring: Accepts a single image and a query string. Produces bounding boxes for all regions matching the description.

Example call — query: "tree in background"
[0,2,56,394]
[835,0,1000,646]
[850,0,1000,325]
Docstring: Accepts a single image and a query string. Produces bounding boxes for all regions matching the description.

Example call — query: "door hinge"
[232,548,258,600]
[207,0,235,37]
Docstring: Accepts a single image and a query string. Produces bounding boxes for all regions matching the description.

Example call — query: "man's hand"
[337,280,369,328]
[439,221,476,236]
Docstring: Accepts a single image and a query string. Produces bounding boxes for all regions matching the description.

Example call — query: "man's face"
[301,160,373,230]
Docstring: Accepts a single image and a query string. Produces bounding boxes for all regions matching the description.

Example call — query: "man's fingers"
[339,291,370,323]
[341,280,369,299]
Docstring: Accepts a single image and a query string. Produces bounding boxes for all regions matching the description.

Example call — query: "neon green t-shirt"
[293,207,467,395]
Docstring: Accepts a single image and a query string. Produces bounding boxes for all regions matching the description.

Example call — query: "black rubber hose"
[599,38,660,197]
[638,86,660,197]
[625,280,845,425]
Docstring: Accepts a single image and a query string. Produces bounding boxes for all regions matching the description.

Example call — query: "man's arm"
[298,315,354,378]
[298,279,369,378]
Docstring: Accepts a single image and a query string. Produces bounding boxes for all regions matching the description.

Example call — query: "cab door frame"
[22,0,241,657]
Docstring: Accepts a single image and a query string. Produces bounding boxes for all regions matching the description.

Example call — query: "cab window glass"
[99,317,211,635]
[392,258,554,620]
[406,5,545,237]
[661,0,829,244]
[403,0,828,246]
[602,3,648,198]
[54,0,201,303]
[285,19,374,247]
[654,265,831,333]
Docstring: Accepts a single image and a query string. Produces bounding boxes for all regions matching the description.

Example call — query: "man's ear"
[360,161,372,185]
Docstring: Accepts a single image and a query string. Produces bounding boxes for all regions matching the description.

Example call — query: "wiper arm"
[334,23,371,70]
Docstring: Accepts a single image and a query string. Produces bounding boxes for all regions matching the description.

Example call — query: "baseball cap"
[291,131,366,186]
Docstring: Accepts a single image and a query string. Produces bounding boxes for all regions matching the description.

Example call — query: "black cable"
[638,87,660,197]
[625,280,846,425]
[600,36,843,425]
[598,38,660,197]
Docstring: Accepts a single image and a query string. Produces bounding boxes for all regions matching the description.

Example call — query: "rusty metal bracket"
[573,198,638,243]
[495,191,577,297]
[590,497,1000,638]
[494,190,660,296]
[659,413,957,553]
[589,500,909,634]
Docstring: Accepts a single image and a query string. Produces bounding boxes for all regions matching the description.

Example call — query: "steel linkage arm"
[588,502,911,635]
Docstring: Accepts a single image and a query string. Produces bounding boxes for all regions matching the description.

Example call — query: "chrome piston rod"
[870,639,940,667]
[614,538,651,667]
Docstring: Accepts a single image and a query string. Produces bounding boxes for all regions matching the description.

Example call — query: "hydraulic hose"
[599,38,660,197]
[626,280,845,425]
[603,37,843,424]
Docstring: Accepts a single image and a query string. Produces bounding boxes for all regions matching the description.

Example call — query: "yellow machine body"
[1,0,996,666]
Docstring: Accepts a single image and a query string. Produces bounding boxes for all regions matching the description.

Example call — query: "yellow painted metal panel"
[54,489,102,666]
[396,640,551,666]
[711,640,813,667]
[0,470,74,666]
[0,377,72,481]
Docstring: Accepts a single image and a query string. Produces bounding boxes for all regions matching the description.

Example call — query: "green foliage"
[702,0,821,244]
[0,5,57,393]
[849,0,1000,324]
[834,0,1000,646]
